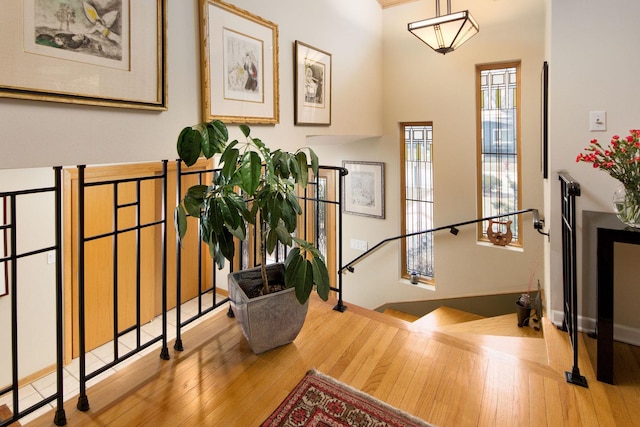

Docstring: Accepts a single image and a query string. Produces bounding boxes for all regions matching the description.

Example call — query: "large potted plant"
[175,120,330,353]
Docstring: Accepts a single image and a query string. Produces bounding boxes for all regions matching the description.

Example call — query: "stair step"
[413,306,485,330]
[440,333,549,365]
[383,308,420,322]
[438,313,544,338]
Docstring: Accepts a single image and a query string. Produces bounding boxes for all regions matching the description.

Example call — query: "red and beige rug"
[261,369,434,427]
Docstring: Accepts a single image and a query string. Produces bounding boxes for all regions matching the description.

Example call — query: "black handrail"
[340,208,546,274]
[558,171,588,387]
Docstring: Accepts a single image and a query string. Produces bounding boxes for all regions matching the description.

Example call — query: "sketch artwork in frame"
[294,41,332,125]
[342,161,385,219]
[0,0,167,110]
[200,0,279,124]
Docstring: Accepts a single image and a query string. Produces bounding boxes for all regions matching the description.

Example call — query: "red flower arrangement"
[577,129,640,226]
[576,130,640,185]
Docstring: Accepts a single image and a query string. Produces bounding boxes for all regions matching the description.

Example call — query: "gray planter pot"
[228,263,309,354]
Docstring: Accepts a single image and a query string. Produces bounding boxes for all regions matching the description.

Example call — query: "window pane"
[479,65,520,242]
[403,124,434,279]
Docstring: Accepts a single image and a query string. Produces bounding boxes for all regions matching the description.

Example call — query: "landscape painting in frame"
[24,0,130,70]
[0,0,166,109]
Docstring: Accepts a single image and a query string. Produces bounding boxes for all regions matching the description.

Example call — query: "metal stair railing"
[0,167,67,427]
[340,208,547,275]
[558,171,588,388]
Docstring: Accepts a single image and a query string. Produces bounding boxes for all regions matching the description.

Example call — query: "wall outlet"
[350,239,368,252]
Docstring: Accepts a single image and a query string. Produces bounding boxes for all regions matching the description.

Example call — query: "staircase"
[384,305,550,366]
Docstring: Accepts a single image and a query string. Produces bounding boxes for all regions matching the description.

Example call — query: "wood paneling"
[63,161,213,362]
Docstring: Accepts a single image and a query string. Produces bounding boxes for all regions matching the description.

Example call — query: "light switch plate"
[590,111,606,131]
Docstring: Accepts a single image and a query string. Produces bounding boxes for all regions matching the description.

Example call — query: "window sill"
[476,240,524,252]
[399,278,436,291]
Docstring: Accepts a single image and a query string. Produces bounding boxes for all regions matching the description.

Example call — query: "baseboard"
[550,310,640,346]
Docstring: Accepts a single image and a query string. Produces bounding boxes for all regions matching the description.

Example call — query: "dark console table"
[583,210,640,384]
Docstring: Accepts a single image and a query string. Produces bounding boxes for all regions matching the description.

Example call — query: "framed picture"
[541,61,549,179]
[342,161,385,219]
[0,0,167,110]
[200,0,279,124]
[294,41,332,125]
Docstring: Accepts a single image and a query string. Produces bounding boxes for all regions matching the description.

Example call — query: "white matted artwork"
[294,40,331,125]
[342,161,385,219]
[200,0,279,124]
[0,0,167,110]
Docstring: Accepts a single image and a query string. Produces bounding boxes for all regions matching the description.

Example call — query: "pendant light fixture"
[408,0,479,54]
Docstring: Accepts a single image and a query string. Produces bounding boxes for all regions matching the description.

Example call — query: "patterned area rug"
[261,369,434,427]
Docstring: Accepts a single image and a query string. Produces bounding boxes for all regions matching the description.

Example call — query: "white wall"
[0,0,383,169]
[548,0,640,341]
[313,0,546,309]
[0,169,57,387]
[0,0,383,381]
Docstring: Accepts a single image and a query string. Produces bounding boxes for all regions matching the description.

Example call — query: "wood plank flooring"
[28,296,640,426]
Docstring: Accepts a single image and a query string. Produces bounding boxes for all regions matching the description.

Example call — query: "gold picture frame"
[0,0,167,110]
[294,41,332,125]
[200,0,279,124]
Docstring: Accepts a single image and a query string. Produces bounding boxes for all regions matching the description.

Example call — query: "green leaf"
[177,127,202,167]
[279,198,296,232]
[284,248,302,288]
[285,247,301,269]
[174,205,187,245]
[274,223,293,247]
[198,125,215,159]
[295,152,309,187]
[228,222,246,240]
[289,156,300,180]
[209,120,228,142]
[186,184,208,200]
[214,247,226,270]
[217,197,236,229]
[183,194,203,218]
[217,227,235,261]
[295,260,314,304]
[311,257,330,301]
[266,228,278,254]
[309,148,320,177]
[239,151,262,195]
[286,191,303,215]
[221,147,239,179]
[266,194,281,230]
[239,124,251,137]
[272,150,290,178]
[205,198,225,234]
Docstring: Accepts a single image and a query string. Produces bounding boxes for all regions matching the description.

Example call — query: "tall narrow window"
[477,63,521,245]
[401,123,434,282]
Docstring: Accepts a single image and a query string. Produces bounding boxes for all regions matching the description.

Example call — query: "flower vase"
[612,184,640,228]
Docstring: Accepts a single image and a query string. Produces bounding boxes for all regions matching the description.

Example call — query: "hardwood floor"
[28,296,640,426]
